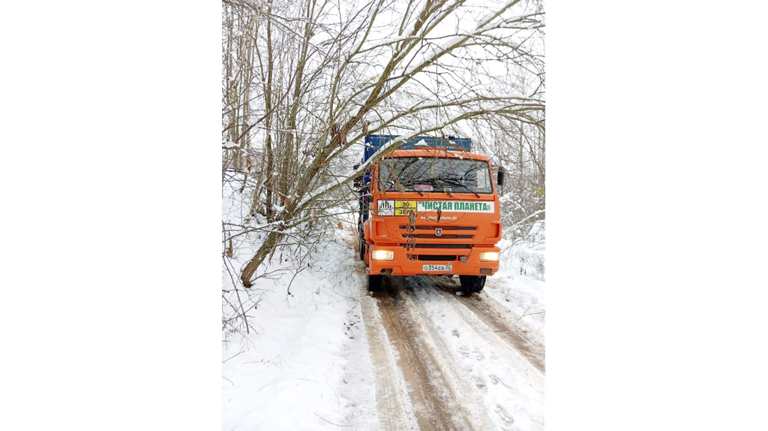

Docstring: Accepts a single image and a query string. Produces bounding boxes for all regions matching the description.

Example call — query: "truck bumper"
[366,245,500,276]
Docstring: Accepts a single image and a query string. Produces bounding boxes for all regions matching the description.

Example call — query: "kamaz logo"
[435,228,443,236]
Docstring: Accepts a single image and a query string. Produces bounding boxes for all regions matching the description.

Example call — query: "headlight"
[371,250,394,261]
[480,251,499,262]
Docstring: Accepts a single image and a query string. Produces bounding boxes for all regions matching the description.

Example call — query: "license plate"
[423,264,452,272]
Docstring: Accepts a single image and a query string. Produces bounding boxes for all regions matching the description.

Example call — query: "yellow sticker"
[394,200,417,216]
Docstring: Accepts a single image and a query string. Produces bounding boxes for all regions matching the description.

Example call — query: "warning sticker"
[377,200,394,216]
[394,200,417,216]
[377,200,494,216]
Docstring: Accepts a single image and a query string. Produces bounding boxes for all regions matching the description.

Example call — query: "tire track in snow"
[398,275,545,430]
[360,288,413,431]
[391,277,513,430]
[371,280,473,431]
[431,277,545,374]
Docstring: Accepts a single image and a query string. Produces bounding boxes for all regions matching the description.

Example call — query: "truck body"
[356,134,503,292]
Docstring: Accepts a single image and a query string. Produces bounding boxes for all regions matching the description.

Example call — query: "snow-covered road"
[222,225,545,430]
[361,275,545,430]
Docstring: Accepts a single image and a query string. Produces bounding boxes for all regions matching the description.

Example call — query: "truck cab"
[357,135,503,292]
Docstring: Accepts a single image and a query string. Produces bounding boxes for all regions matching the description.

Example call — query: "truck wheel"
[459,275,486,293]
[367,274,382,291]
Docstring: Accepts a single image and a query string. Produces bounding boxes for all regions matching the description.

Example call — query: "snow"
[222,204,546,430]
[220,11,547,411]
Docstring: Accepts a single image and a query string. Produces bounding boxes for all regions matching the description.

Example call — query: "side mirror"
[497,168,505,186]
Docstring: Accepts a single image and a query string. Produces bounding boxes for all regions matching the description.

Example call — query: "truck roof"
[386,148,490,162]
[364,134,472,162]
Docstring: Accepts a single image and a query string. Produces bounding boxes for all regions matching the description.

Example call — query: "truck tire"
[367,274,382,291]
[459,275,486,293]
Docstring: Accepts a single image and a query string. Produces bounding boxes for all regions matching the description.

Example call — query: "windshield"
[378,157,493,194]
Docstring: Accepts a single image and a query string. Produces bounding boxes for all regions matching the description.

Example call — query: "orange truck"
[355,134,504,292]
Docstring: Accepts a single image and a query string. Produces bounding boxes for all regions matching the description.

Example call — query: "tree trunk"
[241,230,283,288]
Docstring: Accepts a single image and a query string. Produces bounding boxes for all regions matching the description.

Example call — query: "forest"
[222,0,545,331]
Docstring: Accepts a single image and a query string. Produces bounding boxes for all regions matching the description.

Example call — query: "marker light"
[480,251,500,262]
[371,250,395,261]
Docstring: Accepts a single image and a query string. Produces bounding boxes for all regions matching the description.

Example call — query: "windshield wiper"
[433,179,454,197]
[438,178,480,197]
[399,180,424,196]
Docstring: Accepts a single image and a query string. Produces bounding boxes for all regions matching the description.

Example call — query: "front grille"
[412,254,457,261]
[402,234,473,239]
[399,225,476,244]
[399,225,476,230]
[399,243,473,249]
